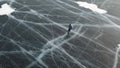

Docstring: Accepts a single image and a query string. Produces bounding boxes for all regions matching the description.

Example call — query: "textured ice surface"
[0,0,120,68]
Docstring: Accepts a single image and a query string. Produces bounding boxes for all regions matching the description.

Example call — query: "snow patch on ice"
[0,3,15,16]
[76,1,107,14]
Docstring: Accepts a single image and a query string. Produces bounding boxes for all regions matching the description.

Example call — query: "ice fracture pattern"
[0,0,120,68]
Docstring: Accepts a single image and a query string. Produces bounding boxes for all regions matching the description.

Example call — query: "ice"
[0,0,120,68]
[113,44,120,68]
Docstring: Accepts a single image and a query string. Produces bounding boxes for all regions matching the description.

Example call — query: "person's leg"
[67,29,70,35]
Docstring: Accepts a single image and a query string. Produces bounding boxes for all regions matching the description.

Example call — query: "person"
[67,24,72,35]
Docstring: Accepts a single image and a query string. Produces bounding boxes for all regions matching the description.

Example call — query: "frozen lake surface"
[0,0,120,68]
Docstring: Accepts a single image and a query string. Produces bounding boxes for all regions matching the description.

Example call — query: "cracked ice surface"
[0,0,120,68]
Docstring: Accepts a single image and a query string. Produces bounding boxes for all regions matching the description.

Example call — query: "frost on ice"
[118,44,120,47]
[0,3,15,16]
[76,1,107,14]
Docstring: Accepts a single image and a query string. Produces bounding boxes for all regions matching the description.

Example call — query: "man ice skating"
[67,24,72,35]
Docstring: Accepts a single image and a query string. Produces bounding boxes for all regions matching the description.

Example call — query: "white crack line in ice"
[113,44,120,68]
